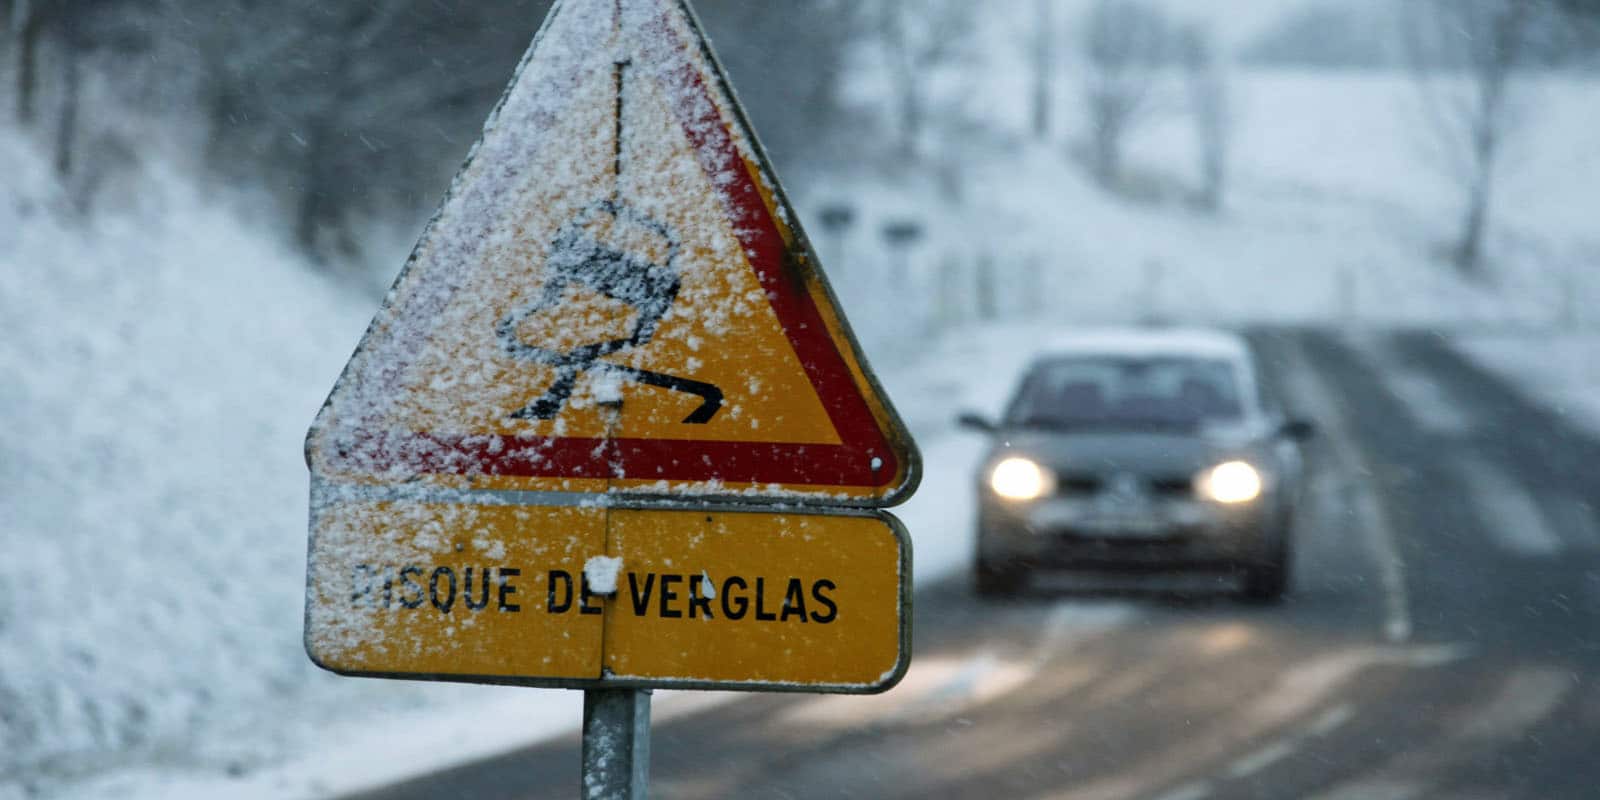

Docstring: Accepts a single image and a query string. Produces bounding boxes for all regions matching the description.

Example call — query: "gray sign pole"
[581,688,652,799]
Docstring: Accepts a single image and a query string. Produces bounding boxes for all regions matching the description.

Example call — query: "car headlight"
[1198,461,1263,504]
[990,457,1054,501]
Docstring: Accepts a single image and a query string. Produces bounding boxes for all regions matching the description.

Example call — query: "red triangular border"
[319,1,907,494]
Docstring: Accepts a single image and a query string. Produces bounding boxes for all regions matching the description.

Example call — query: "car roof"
[1030,328,1251,364]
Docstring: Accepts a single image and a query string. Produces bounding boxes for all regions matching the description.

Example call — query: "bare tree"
[876,0,975,160]
[1081,0,1170,189]
[54,15,82,176]
[1030,0,1056,139]
[14,0,43,123]
[5,0,149,174]
[1179,25,1230,211]
[1404,0,1544,276]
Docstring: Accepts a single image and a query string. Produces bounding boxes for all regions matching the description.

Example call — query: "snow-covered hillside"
[0,130,507,798]
[0,130,321,783]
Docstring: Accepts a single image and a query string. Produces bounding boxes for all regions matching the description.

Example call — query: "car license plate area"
[1073,514,1170,539]
[1029,499,1174,540]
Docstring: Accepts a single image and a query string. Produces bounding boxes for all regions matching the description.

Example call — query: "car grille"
[1056,474,1103,495]
[1148,476,1195,498]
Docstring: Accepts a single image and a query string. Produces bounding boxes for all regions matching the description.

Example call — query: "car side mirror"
[1279,419,1316,442]
[957,412,996,434]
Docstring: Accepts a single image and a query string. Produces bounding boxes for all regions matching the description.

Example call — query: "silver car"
[959,329,1313,602]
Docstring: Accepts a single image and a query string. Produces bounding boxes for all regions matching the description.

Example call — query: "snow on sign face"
[305,0,917,504]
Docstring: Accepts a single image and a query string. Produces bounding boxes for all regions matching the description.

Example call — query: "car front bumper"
[977,495,1281,571]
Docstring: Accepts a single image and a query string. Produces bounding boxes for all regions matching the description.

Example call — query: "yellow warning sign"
[304,0,919,504]
[305,501,910,692]
[304,0,921,695]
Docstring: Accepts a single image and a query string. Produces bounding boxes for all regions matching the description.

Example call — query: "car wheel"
[1240,536,1290,605]
[975,558,1027,598]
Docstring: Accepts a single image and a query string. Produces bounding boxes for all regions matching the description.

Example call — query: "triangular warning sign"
[307,0,918,506]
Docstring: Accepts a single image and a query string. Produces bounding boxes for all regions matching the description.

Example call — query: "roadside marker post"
[301,1,919,796]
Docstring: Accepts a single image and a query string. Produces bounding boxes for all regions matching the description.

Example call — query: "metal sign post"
[582,688,652,800]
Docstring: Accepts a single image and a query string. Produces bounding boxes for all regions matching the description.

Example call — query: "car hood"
[987,425,1268,477]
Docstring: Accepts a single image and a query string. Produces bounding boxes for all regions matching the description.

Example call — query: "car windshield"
[1004,356,1245,430]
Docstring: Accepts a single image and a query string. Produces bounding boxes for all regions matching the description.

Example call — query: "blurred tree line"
[1,0,860,272]
[5,0,1595,284]
[1245,0,1600,70]
[1081,0,1597,277]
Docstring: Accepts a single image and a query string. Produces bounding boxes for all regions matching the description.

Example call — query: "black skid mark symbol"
[496,201,724,424]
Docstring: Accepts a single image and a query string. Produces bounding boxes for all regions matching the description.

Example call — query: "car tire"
[1240,536,1290,605]
[975,558,1027,598]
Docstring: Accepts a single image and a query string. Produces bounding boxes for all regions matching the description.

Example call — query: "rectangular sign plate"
[305,500,911,693]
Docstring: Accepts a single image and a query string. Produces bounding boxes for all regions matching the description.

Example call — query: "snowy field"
[825,68,1600,336]
[3,63,1597,798]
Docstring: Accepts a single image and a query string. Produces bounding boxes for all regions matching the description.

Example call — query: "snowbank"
[0,130,576,798]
